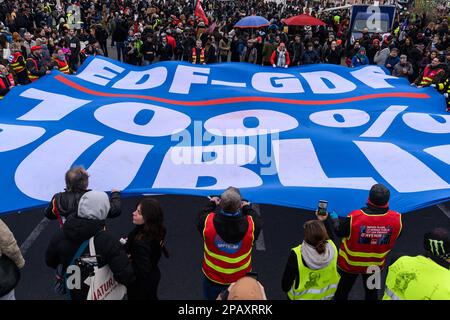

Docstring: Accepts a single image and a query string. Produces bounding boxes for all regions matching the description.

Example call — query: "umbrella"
[234,16,270,28]
[282,14,326,26]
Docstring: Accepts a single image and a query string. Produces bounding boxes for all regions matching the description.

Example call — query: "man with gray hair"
[45,166,121,226]
[197,186,263,300]
[46,190,135,300]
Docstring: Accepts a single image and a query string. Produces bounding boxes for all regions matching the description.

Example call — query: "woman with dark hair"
[282,220,340,300]
[125,198,169,300]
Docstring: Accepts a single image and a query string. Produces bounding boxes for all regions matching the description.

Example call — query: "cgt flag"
[195,0,209,25]
[0,56,449,215]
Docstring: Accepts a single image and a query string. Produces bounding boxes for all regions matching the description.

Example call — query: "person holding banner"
[45,191,135,300]
[270,42,290,68]
[8,44,29,85]
[414,57,447,88]
[197,187,263,300]
[26,45,50,82]
[50,48,70,74]
[44,166,122,227]
[319,184,403,300]
[0,64,15,99]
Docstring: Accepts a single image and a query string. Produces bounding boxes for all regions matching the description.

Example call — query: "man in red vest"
[192,40,206,64]
[413,57,446,88]
[8,45,30,85]
[197,187,263,300]
[0,64,15,99]
[50,49,71,74]
[26,46,50,82]
[319,184,402,300]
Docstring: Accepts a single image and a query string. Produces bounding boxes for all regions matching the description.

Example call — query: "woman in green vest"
[282,219,340,300]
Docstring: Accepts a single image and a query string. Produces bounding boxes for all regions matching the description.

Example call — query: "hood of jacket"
[63,215,105,243]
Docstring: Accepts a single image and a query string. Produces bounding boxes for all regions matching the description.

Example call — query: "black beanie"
[368,184,390,206]
[424,228,450,259]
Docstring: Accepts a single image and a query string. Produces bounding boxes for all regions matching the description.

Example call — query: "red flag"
[195,0,209,25]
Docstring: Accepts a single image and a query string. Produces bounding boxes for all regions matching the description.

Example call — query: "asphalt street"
[2,195,450,300]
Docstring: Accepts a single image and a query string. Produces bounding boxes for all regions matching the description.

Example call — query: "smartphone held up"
[317,200,328,216]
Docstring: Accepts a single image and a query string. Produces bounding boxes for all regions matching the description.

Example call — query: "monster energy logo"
[428,239,445,255]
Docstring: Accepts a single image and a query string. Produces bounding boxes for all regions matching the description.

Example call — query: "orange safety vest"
[202,212,255,285]
[26,57,41,82]
[53,58,70,74]
[420,66,444,86]
[338,209,402,274]
[10,52,26,73]
[192,47,205,64]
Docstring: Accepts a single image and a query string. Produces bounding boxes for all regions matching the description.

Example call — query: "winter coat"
[125,226,164,300]
[374,47,390,66]
[45,215,135,300]
[352,54,369,67]
[44,190,121,224]
[324,47,342,65]
[392,62,414,78]
[385,56,400,73]
[301,49,320,65]
[0,219,25,269]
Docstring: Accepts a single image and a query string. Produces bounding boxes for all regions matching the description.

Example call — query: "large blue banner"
[0,56,449,216]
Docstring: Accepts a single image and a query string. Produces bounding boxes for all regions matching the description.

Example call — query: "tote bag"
[86,236,126,300]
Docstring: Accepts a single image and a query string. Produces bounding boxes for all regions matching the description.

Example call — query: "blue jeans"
[203,276,228,300]
[116,42,125,62]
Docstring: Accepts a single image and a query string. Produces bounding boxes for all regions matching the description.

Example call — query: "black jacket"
[324,47,342,65]
[125,226,164,300]
[44,190,121,222]
[301,49,320,65]
[26,54,47,78]
[196,201,263,244]
[45,216,135,300]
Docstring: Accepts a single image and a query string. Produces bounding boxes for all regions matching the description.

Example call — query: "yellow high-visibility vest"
[288,240,340,300]
[383,255,450,300]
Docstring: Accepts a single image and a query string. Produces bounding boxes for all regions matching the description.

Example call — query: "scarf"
[277,50,286,67]
[300,240,335,270]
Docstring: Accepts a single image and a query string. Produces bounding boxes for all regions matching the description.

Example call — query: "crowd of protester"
[0,0,450,301]
[0,1,448,105]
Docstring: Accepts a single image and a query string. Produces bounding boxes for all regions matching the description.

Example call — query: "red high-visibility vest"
[338,209,402,274]
[26,58,40,82]
[53,58,70,74]
[420,66,444,86]
[0,74,15,99]
[192,47,205,64]
[202,213,255,285]
[10,52,26,73]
